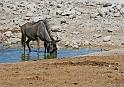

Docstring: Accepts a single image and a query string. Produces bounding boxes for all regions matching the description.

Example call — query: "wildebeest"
[20,19,60,56]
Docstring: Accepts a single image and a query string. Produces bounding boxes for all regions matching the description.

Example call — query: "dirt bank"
[0,55,124,87]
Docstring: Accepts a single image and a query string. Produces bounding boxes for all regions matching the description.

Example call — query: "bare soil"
[0,55,124,87]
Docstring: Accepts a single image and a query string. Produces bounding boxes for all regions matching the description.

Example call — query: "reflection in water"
[44,54,57,59]
[21,54,30,61]
[44,51,57,59]
[0,48,103,63]
[21,52,57,61]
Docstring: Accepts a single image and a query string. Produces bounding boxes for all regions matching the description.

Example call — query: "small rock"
[103,3,112,7]
[71,40,80,49]
[90,13,99,18]
[0,32,3,39]
[72,44,79,49]
[56,10,63,15]
[106,41,113,45]
[1,16,6,20]
[3,31,13,38]
[14,33,21,38]
[51,25,63,32]
[65,40,80,49]
[114,67,118,70]
[93,34,102,38]
[65,41,70,47]
[84,40,90,45]
[0,3,3,7]
[61,12,70,16]
[85,1,96,6]
[121,41,124,45]
[103,36,111,42]
[71,31,80,35]
[121,4,124,8]
[24,16,30,20]
[97,8,109,17]
[60,20,67,24]
[107,28,113,32]
[61,9,75,16]
[26,12,33,17]
[7,37,20,44]
[113,12,120,17]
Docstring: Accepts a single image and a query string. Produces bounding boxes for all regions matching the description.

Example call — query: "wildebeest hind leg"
[36,37,40,53]
[26,39,31,52]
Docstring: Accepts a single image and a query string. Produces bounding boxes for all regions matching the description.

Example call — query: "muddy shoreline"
[0,55,124,87]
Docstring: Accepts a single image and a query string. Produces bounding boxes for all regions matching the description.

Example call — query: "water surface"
[0,48,102,63]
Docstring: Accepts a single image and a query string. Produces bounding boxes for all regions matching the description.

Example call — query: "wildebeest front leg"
[23,41,26,55]
[21,33,26,54]
[37,37,40,52]
[36,37,40,59]
[26,39,31,52]
[44,41,47,54]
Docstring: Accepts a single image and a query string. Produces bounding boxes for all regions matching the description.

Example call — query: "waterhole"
[0,48,102,63]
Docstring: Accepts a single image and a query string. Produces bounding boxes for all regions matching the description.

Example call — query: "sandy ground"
[0,55,124,87]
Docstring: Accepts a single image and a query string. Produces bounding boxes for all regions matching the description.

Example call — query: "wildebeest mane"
[33,19,49,29]
[37,19,54,41]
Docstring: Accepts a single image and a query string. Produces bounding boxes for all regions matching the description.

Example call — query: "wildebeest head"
[47,39,60,55]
